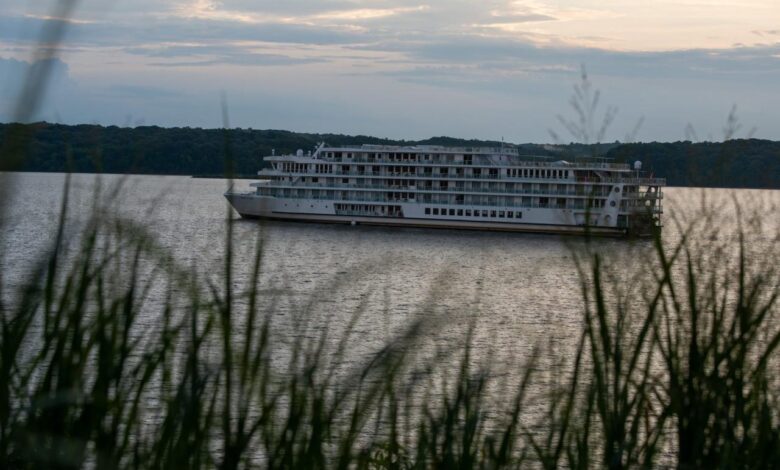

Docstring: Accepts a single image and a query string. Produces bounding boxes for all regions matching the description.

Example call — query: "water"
[2,172,778,417]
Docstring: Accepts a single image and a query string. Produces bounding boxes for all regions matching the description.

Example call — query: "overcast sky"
[1,0,779,142]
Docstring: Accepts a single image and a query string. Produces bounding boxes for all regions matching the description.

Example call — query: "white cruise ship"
[225,143,665,236]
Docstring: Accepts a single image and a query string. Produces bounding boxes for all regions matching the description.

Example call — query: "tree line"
[1,122,778,188]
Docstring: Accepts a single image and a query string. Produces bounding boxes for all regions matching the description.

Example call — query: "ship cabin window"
[433,208,439,215]
[449,209,455,216]
[457,209,463,216]
[425,208,431,215]
[508,212,514,218]
[516,212,523,219]
[490,210,497,217]
[499,211,505,218]
[312,177,318,183]
[466,210,472,216]
[482,210,488,217]
[474,168,482,176]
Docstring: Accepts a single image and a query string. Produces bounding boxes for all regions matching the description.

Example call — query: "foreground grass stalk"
[2,176,779,469]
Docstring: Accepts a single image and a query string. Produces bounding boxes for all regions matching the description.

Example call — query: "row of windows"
[424,207,523,219]
[297,176,594,187]
[277,164,571,179]
[325,151,469,162]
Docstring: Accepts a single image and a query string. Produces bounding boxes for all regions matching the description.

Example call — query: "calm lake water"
[2,172,778,412]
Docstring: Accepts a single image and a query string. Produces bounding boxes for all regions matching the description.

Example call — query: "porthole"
[614,187,621,193]
[610,201,616,207]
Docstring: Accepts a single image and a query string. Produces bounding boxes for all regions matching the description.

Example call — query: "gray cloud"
[1,2,779,141]
[0,56,75,122]
[0,14,370,48]
[126,44,327,67]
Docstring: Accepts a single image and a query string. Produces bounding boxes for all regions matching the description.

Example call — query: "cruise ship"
[225,144,665,236]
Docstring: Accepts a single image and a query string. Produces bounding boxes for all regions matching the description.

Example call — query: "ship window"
[457,209,463,216]
[516,212,523,219]
[482,210,488,217]
[342,178,349,184]
[312,177,318,183]
[425,208,431,215]
[490,211,496,217]
[449,209,455,216]
[466,210,472,216]
[499,211,505,218]
[508,212,514,218]
[433,208,439,215]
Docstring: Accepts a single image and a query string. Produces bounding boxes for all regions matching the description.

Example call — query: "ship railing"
[576,176,666,185]
[260,169,653,184]
[256,182,664,199]
[312,156,630,170]
[322,145,517,154]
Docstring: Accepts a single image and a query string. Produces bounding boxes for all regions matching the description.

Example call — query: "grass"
[1,173,778,469]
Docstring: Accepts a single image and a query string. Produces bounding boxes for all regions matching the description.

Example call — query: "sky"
[1,0,779,142]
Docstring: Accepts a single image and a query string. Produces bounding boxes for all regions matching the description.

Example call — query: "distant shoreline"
[2,122,779,190]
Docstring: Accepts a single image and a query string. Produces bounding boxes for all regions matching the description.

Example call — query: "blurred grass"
[2,1,780,468]
[3,184,778,469]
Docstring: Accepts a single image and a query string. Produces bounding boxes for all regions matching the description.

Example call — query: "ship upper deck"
[266,144,635,171]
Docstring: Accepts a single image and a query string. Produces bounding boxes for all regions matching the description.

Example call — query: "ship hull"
[225,193,627,237]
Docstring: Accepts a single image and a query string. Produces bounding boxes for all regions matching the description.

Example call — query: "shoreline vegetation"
[1,121,779,189]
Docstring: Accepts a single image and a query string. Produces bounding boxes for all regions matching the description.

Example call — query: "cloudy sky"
[1,0,779,142]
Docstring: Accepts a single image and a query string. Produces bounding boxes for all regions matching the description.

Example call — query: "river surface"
[2,172,778,418]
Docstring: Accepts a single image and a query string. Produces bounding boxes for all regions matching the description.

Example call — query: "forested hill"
[2,122,779,189]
